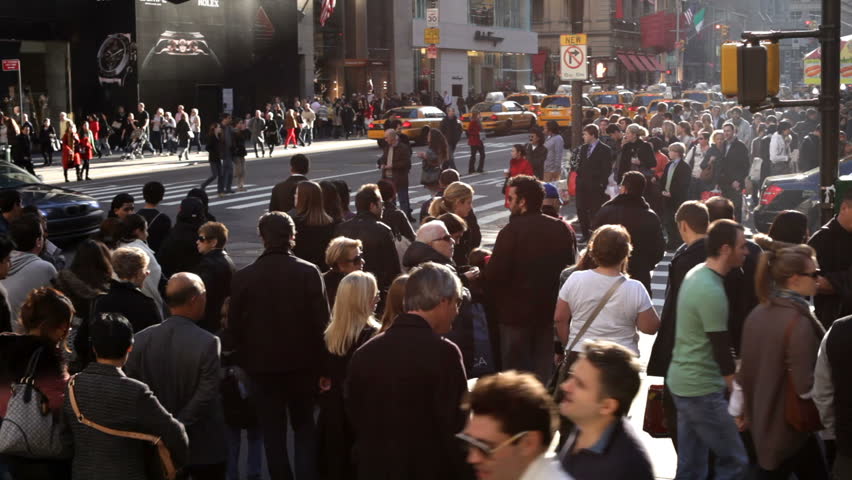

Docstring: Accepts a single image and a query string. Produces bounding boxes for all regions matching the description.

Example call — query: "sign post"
[2,59,22,126]
[425,1,440,99]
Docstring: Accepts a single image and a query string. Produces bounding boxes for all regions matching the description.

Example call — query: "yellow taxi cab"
[536,94,596,129]
[506,92,547,116]
[367,106,447,146]
[460,101,538,135]
[680,90,724,110]
[587,90,635,112]
[629,92,666,114]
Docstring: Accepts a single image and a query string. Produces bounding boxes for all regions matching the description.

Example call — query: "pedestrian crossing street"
[73,171,515,225]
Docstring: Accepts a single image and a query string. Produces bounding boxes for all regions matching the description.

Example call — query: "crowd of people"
[0,92,851,480]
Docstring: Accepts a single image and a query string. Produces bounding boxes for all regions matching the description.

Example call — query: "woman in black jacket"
[377,179,415,243]
[176,115,191,161]
[39,118,56,167]
[293,181,336,270]
[201,123,222,191]
[156,197,205,278]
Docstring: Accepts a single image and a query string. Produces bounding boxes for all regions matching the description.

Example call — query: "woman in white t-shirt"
[555,224,660,356]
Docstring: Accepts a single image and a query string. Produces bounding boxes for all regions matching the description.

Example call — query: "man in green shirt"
[667,219,750,480]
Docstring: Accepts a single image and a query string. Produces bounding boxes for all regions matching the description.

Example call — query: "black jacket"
[439,116,463,147]
[137,208,172,254]
[62,363,188,480]
[799,133,821,172]
[294,217,337,271]
[717,138,750,189]
[93,280,163,333]
[51,269,107,324]
[577,141,613,192]
[228,248,330,375]
[323,269,346,308]
[454,211,481,267]
[618,139,656,182]
[526,143,548,179]
[661,158,692,208]
[345,313,470,480]
[13,133,31,161]
[486,212,576,326]
[381,202,416,243]
[826,315,852,456]
[193,249,236,333]
[156,219,203,278]
[647,238,707,376]
[268,174,308,213]
[592,193,665,279]
[334,213,401,294]
[125,316,226,466]
[808,217,852,328]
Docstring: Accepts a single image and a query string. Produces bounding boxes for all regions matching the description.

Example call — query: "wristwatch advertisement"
[97,33,137,87]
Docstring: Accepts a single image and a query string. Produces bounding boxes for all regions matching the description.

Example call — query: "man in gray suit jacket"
[126,272,227,480]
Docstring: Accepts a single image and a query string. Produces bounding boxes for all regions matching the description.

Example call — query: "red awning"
[649,56,665,71]
[617,54,637,72]
[532,51,547,74]
[627,54,648,72]
[637,56,657,71]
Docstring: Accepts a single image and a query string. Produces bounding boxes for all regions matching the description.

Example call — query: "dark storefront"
[0,0,300,130]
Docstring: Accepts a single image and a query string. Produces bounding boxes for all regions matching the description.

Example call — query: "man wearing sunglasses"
[458,371,571,480]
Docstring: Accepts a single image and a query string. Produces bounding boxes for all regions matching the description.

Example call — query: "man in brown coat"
[377,129,412,218]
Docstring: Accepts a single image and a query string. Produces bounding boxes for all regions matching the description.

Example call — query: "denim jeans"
[226,426,264,480]
[672,390,748,480]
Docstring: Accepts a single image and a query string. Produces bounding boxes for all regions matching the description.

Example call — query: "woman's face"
[454,196,473,218]
[789,258,820,297]
[511,147,521,159]
[338,247,364,274]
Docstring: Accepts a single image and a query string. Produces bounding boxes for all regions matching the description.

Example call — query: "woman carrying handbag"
[735,234,828,479]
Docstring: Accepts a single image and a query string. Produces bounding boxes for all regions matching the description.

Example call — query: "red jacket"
[467,119,483,146]
[505,156,535,207]
[88,120,100,140]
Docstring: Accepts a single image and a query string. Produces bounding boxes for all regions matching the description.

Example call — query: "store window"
[467,51,531,94]
[470,0,529,29]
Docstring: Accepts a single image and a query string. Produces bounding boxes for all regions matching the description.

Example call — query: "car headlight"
[38,209,50,218]
[86,200,100,209]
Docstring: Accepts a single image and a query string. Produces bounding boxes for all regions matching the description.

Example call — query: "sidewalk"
[32,138,378,185]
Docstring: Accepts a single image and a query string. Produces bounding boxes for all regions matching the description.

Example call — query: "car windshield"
[634,95,663,106]
[472,103,499,113]
[684,92,709,102]
[0,163,42,189]
[542,97,571,108]
[508,96,530,105]
[384,109,418,119]
[590,94,620,104]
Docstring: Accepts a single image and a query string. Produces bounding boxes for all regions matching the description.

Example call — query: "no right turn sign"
[559,35,587,81]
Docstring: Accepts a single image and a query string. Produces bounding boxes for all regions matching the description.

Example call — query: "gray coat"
[125,316,227,466]
[62,362,188,480]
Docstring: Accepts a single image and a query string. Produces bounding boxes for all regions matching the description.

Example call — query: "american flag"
[683,7,694,26]
[320,0,336,26]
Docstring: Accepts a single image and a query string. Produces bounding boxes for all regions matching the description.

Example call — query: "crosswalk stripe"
[477,209,510,226]
[207,191,275,206]
[91,183,224,202]
[228,200,270,210]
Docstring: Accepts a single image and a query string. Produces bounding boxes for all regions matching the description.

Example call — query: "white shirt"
[190,114,201,132]
[769,131,790,164]
[686,144,707,179]
[520,454,574,480]
[558,270,653,354]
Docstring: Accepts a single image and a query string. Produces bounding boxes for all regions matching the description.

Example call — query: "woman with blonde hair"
[428,181,480,265]
[319,271,380,480]
[293,181,336,270]
[323,236,364,307]
[736,234,827,479]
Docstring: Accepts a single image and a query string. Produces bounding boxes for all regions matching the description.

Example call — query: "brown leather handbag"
[68,376,177,480]
[782,317,824,433]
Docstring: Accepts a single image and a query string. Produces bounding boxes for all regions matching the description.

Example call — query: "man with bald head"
[125,272,228,479]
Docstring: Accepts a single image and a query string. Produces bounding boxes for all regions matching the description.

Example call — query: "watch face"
[98,34,130,75]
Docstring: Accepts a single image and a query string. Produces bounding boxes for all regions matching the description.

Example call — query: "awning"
[649,56,665,71]
[617,54,637,72]
[627,54,648,72]
[637,55,657,71]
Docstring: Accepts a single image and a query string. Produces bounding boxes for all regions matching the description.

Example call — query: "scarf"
[773,289,811,311]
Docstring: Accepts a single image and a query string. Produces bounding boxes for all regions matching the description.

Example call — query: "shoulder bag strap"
[22,346,43,382]
[565,275,627,353]
[782,314,798,373]
[68,375,161,444]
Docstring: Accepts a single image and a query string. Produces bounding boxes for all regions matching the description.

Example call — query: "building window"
[790,10,802,20]
[532,0,543,24]
[414,0,426,18]
[470,0,529,29]
[470,0,495,26]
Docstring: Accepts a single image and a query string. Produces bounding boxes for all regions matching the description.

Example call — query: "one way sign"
[560,34,587,81]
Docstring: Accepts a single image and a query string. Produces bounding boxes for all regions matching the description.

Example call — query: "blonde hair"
[753,234,818,304]
[325,271,380,355]
[325,236,362,270]
[712,129,724,144]
[428,181,474,218]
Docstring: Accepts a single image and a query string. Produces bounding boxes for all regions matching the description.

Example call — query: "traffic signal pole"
[570,0,583,149]
[737,0,840,224]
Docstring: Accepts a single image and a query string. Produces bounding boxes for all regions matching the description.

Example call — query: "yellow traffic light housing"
[721,43,739,97]
[720,40,780,106]
[764,41,780,97]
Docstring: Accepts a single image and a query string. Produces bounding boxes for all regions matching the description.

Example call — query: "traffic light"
[721,25,729,37]
[594,61,608,80]
[720,40,779,106]
[764,41,780,97]
[665,69,672,75]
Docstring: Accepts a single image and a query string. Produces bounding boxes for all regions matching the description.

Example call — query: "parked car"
[367,106,447,147]
[753,156,852,233]
[0,162,104,245]
[460,101,537,135]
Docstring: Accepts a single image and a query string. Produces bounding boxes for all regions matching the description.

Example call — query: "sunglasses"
[345,255,365,264]
[456,431,528,458]
[434,235,454,244]
[196,236,210,242]
[799,270,821,279]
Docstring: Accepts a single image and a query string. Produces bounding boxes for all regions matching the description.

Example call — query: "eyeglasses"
[456,431,529,458]
[344,255,364,264]
[434,235,454,244]
[799,269,821,279]
[196,236,209,242]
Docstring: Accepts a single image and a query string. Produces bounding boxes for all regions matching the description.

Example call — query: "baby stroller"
[121,127,147,160]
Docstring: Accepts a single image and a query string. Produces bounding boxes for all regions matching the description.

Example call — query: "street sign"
[2,59,20,72]
[426,8,439,28]
[560,34,587,46]
[560,44,588,81]
[426,44,438,59]
[424,27,440,45]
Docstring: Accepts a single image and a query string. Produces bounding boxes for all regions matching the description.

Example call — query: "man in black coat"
[809,189,852,328]
[346,262,470,480]
[646,201,709,448]
[268,154,309,213]
[486,175,576,383]
[13,125,35,175]
[227,212,330,480]
[660,142,692,249]
[334,184,401,296]
[193,222,235,333]
[798,124,821,172]
[592,171,665,295]
[717,122,750,222]
[137,181,172,255]
[440,107,463,167]
[125,272,227,479]
[575,124,613,241]
[617,124,656,183]
[156,197,205,279]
